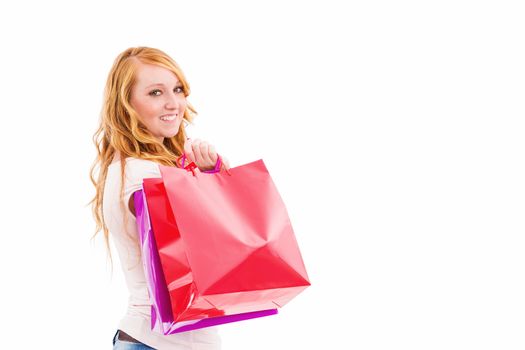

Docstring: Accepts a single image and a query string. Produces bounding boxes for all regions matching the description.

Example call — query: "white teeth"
[160,115,177,121]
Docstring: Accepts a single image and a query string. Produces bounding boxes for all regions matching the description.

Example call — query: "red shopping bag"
[142,159,310,322]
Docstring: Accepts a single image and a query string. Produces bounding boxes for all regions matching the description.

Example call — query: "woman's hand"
[183,138,231,173]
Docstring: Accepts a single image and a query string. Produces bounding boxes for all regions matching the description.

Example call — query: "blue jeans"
[112,330,156,350]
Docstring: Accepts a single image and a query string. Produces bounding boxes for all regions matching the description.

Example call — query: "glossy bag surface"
[142,159,310,325]
[134,189,277,335]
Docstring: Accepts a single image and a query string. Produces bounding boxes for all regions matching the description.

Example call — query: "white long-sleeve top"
[102,156,222,350]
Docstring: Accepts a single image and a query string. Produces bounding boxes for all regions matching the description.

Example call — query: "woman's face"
[129,62,187,142]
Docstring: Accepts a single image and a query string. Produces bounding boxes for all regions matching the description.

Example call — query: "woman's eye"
[149,87,183,96]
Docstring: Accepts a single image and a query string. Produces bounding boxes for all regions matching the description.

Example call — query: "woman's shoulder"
[107,154,161,183]
[109,152,159,169]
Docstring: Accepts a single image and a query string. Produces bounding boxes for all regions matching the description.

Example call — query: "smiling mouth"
[160,114,177,121]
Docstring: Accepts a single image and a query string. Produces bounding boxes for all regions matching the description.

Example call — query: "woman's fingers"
[208,144,219,166]
[183,138,231,174]
[191,139,202,164]
[191,139,212,166]
[183,138,196,164]
[185,138,220,171]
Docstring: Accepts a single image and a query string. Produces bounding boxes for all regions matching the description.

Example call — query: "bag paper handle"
[176,153,229,176]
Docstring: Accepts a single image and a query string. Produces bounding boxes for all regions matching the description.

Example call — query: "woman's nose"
[165,91,182,109]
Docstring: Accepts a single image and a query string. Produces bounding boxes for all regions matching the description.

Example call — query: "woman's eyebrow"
[146,82,182,89]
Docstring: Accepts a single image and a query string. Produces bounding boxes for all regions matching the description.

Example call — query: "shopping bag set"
[133,156,310,334]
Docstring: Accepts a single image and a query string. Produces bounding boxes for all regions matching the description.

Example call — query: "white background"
[0,0,524,349]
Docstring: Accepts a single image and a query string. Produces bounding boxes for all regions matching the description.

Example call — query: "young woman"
[89,47,229,349]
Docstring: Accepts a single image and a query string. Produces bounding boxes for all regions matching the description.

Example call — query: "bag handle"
[176,153,230,176]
